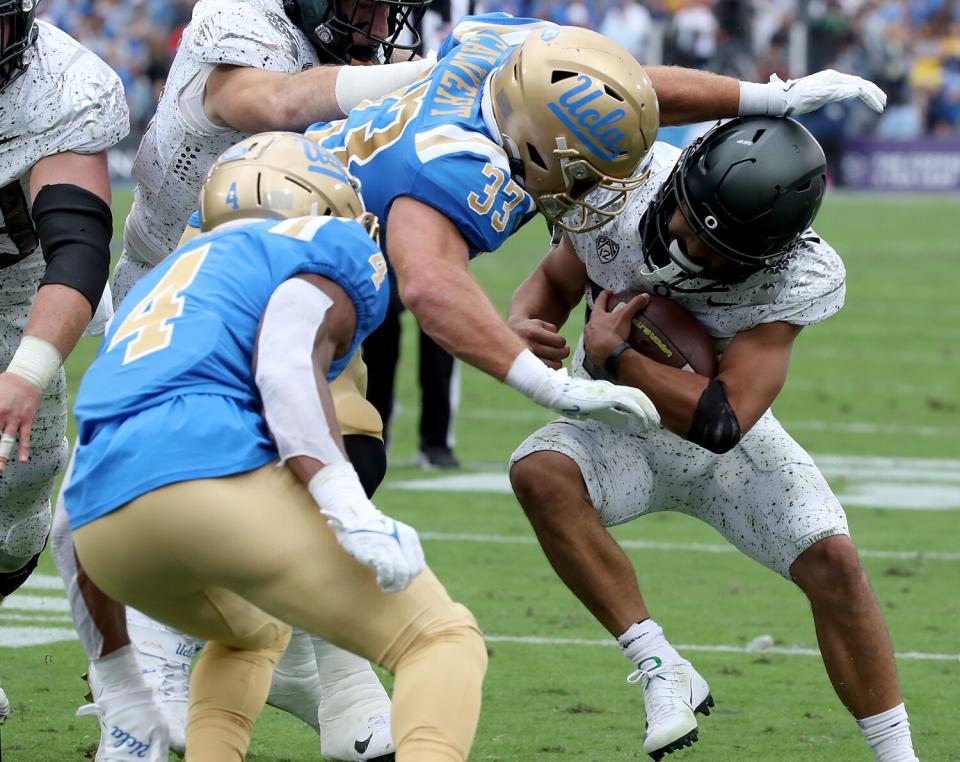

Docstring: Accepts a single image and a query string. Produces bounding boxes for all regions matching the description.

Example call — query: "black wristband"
[604,341,633,381]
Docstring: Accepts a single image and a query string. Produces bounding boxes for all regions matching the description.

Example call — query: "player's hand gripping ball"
[586,290,718,379]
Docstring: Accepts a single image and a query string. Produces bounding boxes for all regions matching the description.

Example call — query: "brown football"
[607,290,719,377]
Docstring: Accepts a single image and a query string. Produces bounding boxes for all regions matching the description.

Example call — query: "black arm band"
[604,341,633,381]
[33,183,113,314]
[687,378,741,454]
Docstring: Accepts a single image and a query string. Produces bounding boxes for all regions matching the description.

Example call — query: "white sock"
[91,645,148,696]
[311,636,389,716]
[617,619,684,668]
[275,628,323,681]
[857,703,918,762]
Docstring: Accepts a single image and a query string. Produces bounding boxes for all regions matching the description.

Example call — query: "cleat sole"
[695,693,715,717]
[648,728,699,761]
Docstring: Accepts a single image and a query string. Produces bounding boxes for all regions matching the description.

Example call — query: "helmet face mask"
[283,0,431,64]
[201,132,377,238]
[640,117,827,294]
[0,0,38,92]
[489,27,659,234]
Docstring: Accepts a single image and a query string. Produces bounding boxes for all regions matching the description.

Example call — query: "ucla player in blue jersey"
[305,14,886,435]
[63,133,487,762]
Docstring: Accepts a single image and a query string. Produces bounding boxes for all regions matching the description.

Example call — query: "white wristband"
[334,57,436,115]
[5,336,62,391]
[505,349,554,405]
[738,81,787,117]
[307,461,379,531]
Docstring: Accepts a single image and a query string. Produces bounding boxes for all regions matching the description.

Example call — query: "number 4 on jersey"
[108,244,210,365]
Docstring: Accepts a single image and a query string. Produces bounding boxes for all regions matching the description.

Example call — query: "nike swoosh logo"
[561,405,581,415]
[355,733,374,754]
[783,81,797,92]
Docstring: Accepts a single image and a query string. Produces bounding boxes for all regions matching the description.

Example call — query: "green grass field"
[2,191,958,760]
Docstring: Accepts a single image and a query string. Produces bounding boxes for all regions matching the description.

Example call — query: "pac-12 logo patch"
[596,235,620,263]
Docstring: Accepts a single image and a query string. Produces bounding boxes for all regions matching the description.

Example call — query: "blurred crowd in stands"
[39,0,960,138]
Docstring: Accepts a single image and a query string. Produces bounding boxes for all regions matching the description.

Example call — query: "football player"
[507,117,918,762]
[48,0,439,758]
[0,0,128,720]
[63,132,487,762]
[305,13,885,442]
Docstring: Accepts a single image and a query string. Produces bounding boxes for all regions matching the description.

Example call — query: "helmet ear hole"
[527,143,547,171]
[604,85,624,101]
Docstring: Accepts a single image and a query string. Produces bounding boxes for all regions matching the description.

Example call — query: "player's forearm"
[614,350,709,436]
[508,268,575,330]
[647,66,740,126]
[22,285,91,360]
[401,266,526,381]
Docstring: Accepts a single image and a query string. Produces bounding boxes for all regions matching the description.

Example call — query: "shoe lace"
[157,661,190,704]
[627,664,689,726]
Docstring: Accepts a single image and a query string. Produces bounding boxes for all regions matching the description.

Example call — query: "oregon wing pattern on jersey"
[66,216,388,528]
[305,13,553,257]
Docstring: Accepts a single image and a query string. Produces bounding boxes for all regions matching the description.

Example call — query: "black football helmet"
[283,0,431,64]
[0,0,38,92]
[639,116,827,293]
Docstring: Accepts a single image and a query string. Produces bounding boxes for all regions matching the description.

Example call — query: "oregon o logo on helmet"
[704,215,718,229]
[548,75,626,161]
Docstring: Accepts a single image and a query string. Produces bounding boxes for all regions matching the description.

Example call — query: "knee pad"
[0,546,43,596]
[0,503,52,564]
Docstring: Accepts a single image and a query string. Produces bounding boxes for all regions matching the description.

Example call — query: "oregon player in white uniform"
[0,6,127,721]
[509,117,918,762]
[47,0,436,759]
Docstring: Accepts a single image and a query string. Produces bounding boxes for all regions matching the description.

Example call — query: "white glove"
[308,463,425,593]
[334,514,426,594]
[739,70,887,117]
[506,350,660,433]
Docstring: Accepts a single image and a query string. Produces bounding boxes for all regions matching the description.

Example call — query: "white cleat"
[138,655,190,755]
[319,709,394,762]
[628,658,714,761]
[77,689,170,762]
[0,683,10,723]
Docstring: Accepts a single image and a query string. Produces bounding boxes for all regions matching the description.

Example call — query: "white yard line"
[417,531,960,562]
[483,635,960,662]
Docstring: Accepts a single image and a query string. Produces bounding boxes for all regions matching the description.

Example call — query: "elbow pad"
[33,184,113,314]
[687,379,741,454]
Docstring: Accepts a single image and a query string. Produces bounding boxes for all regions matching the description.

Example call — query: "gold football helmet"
[200,131,378,238]
[489,26,659,233]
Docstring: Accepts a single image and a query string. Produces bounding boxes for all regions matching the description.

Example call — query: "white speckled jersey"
[0,21,128,308]
[514,141,852,578]
[567,141,846,358]
[122,0,320,269]
[0,22,127,566]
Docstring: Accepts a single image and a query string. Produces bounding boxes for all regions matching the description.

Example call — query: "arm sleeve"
[254,277,346,467]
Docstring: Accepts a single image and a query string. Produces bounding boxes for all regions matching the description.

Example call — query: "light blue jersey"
[65,216,389,530]
[305,14,554,258]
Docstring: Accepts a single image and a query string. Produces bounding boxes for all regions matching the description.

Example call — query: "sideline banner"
[842,138,960,192]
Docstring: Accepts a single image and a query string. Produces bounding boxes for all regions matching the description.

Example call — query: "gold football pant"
[331,349,383,439]
[74,464,486,761]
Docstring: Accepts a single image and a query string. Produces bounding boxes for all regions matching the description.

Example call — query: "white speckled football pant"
[0,301,68,572]
[510,410,849,579]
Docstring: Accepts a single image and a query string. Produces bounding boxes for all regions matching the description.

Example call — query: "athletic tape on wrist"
[738,80,787,116]
[334,57,436,115]
[5,335,62,391]
[505,349,554,405]
[307,461,379,530]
